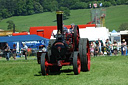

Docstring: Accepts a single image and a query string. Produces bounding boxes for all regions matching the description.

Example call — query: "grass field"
[0,55,128,85]
[0,5,128,31]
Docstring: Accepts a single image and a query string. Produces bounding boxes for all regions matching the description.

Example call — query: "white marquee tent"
[79,27,110,44]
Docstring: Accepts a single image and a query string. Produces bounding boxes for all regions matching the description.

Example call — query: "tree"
[15,0,27,15]
[80,0,90,2]
[120,0,126,4]
[103,1,111,7]
[110,0,116,6]
[116,0,121,5]
[71,2,88,9]
[0,13,2,21]
[60,0,79,9]
[59,7,70,19]
[40,0,58,12]
[26,0,34,15]
[1,9,10,18]
[33,1,43,13]
[119,23,128,31]
[5,0,16,17]
[6,20,15,30]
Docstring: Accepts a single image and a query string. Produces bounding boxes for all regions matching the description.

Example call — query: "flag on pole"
[100,3,102,7]
[93,3,97,8]
[89,3,91,8]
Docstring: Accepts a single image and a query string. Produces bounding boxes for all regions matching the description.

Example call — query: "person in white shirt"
[21,43,28,60]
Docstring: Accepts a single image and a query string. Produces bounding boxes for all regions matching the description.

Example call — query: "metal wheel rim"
[41,53,49,75]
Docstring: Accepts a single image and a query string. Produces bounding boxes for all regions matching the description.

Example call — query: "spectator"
[105,39,111,46]
[39,45,46,52]
[21,43,28,60]
[113,40,118,56]
[106,44,111,55]
[93,40,96,47]
[42,45,47,52]
[69,23,75,33]
[98,39,102,55]
[121,39,127,55]
[105,39,112,56]
[27,47,32,56]
[102,44,106,55]
[12,44,16,60]
[94,43,99,57]
[90,42,95,56]
[4,43,10,61]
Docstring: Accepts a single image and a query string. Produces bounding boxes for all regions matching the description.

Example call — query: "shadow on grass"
[61,69,74,75]
[34,71,61,76]
[34,69,74,76]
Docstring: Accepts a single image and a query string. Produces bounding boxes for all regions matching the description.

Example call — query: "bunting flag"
[93,3,97,8]
[89,3,91,8]
[100,3,102,7]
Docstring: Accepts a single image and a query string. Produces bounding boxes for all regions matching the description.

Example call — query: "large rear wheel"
[79,38,90,71]
[73,52,81,75]
[41,53,49,75]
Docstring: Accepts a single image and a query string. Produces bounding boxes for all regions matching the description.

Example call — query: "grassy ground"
[0,5,128,31]
[105,5,128,31]
[0,55,128,85]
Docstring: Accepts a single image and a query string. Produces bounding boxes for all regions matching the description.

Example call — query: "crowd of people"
[90,38,127,57]
[3,43,29,61]
[2,42,47,61]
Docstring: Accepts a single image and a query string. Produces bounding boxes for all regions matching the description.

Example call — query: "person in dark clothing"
[106,45,111,55]
[4,43,10,61]
[12,44,16,60]
[94,44,99,56]
[113,40,118,55]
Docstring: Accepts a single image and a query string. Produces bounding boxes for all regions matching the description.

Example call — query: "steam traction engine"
[39,11,90,75]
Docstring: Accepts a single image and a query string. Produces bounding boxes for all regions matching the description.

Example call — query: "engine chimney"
[56,11,63,34]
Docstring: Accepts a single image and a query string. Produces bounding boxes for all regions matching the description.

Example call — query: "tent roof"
[79,27,109,44]
[112,30,117,33]
[0,35,49,42]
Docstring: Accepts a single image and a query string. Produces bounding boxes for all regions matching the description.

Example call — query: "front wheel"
[40,53,49,75]
[73,52,81,75]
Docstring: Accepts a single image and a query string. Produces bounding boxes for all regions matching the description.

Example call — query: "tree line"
[0,0,128,20]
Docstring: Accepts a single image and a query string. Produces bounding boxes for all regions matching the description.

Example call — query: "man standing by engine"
[63,23,68,34]
[69,23,75,33]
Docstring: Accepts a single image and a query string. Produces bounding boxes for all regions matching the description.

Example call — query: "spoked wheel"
[73,25,80,51]
[40,53,49,75]
[79,38,90,71]
[73,52,81,75]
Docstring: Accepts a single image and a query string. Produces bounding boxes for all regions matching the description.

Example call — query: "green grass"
[0,5,128,32]
[0,55,128,85]
[105,5,128,31]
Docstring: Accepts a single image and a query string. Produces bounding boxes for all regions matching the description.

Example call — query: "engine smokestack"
[56,11,63,34]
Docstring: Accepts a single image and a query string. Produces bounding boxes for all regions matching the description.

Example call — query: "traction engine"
[38,11,90,75]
